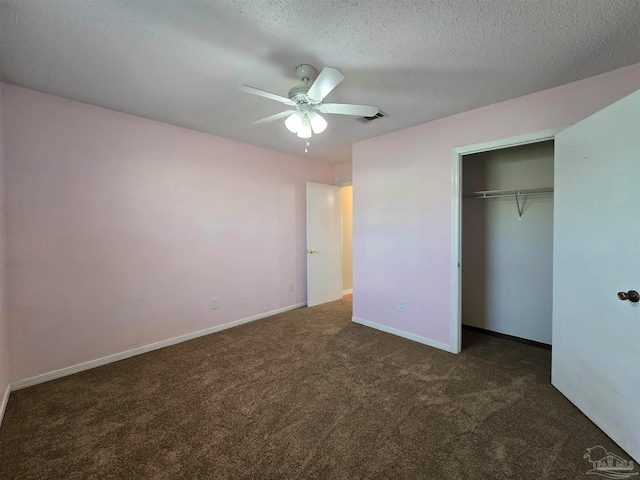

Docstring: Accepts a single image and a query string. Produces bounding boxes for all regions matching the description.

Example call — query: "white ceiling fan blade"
[238,84,295,105]
[306,67,345,102]
[252,110,297,124]
[320,103,379,117]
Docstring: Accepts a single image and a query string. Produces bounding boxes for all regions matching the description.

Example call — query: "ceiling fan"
[238,64,379,139]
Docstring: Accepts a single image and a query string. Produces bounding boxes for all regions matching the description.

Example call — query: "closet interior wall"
[462,141,554,345]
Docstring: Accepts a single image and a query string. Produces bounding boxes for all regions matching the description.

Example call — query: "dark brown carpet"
[0,300,627,479]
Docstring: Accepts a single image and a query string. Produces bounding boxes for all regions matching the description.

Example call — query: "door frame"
[449,127,564,354]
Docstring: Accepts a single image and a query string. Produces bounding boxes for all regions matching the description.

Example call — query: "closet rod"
[463,186,554,199]
[463,186,553,220]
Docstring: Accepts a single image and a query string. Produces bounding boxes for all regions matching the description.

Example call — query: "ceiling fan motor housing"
[288,84,311,104]
[288,64,318,104]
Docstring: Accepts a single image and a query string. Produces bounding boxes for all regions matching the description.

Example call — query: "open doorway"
[341,185,353,303]
[305,182,353,307]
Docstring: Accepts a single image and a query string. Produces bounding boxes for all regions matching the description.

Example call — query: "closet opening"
[451,131,560,354]
[461,140,554,350]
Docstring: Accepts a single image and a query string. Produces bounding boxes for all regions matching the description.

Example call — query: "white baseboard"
[342,289,353,295]
[351,316,455,353]
[11,302,307,391]
[0,383,9,427]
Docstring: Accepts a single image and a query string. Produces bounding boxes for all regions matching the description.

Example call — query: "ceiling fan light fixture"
[285,112,303,133]
[297,115,312,139]
[309,112,327,134]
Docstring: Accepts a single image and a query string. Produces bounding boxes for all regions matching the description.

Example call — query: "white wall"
[0,82,11,420]
[462,141,554,344]
[3,85,334,382]
[353,63,640,351]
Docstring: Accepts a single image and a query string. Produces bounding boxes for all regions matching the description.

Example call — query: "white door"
[552,90,640,462]
[306,182,342,307]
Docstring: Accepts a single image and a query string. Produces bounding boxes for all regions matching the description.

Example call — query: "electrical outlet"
[288,284,294,293]
[211,298,218,310]
[397,300,405,313]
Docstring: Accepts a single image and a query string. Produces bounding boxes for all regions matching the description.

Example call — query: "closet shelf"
[463,186,553,220]
[463,186,554,199]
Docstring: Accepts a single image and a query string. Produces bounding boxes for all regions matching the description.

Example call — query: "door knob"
[307,249,318,254]
[617,290,639,303]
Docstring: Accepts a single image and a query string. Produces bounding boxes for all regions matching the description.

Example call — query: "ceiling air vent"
[356,111,387,124]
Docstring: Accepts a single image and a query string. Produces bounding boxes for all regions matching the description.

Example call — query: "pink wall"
[333,162,352,185]
[0,83,10,403]
[3,85,333,381]
[352,63,640,349]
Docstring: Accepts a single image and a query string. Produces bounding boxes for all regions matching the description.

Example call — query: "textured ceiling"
[1,1,639,164]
